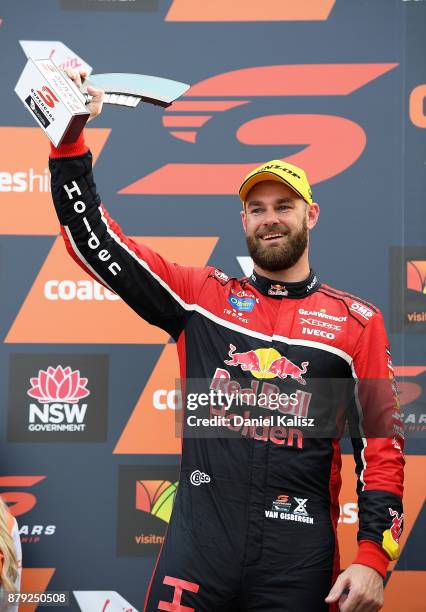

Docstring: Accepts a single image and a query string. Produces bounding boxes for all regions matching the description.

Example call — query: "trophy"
[15,46,190,146]
[80,73,189,108]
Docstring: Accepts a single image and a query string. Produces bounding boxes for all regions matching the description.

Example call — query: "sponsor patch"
[299,317,341,331]
[266,495,314,524]
[382,508,404,560]
[190,470,211,486]
[227,295,256,312]
[298,308,347,322]
[268,283,288,297]
[224,344,309,385]
[209,268,230,285]
[25,95,51,128]
[350,301,374,320]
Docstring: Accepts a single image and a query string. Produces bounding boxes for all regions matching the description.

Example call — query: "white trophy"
[15,41,190,146]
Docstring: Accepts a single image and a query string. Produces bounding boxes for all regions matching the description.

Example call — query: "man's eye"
[251,208,263,215]
[277,205,290,212]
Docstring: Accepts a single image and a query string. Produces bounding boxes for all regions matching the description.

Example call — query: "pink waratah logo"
[27,366,90,403]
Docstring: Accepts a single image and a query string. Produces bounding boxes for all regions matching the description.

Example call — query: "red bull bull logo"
[382,507,404,561]
[389,508,404,543]
[224,344,309,385]
[267,356,309,385]
[268,283,288,297]
[225,344,261,371]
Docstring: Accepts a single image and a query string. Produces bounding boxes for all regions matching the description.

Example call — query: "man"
[48,69,404,612]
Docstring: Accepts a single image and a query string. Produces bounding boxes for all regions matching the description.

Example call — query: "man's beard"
[246,218,308,272]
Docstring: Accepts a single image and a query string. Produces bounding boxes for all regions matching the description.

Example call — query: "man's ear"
[307,202,320,230]
[241,208,247,232]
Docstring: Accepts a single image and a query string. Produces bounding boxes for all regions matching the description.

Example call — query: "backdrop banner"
[0,1,424,611]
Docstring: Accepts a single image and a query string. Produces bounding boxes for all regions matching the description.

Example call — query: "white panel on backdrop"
[237,256,253,277]
[73,591,139,611]
[19,41,92,74]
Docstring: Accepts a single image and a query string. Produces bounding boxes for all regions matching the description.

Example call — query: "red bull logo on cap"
[224,344,309,385]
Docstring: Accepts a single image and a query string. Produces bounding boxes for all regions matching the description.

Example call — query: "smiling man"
[48,69,404,612]
[240,163,317,280]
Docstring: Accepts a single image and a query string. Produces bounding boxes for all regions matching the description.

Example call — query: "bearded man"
[48,69,404,612]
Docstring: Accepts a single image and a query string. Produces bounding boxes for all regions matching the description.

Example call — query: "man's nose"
[262,207,281,225]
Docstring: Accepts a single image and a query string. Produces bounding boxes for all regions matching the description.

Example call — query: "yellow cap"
[239,160,313,206]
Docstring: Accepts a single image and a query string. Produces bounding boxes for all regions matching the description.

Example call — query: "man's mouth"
[259,232,287,242]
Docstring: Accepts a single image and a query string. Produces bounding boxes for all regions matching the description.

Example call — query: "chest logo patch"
[224,344,309,385]
[227,295,256,312]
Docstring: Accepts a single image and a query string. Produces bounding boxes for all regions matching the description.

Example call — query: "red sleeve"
[50,131,88,158]
[49,132,211,339]
[349,310,404,577]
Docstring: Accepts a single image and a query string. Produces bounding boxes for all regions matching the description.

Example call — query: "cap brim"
[239,171,306,205]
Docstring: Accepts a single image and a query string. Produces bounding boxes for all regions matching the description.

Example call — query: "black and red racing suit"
[49,134,404,612]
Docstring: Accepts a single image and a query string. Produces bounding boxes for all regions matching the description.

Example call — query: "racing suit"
[49,134,404,612]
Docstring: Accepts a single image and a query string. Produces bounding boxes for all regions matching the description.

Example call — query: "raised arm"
[49,70,209,340]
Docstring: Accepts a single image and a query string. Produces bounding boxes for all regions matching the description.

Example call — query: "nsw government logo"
[7,354,108,442]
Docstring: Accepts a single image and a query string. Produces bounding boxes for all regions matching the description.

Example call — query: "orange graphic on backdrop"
[20,568,56,612]
[0,475,46,517]
[114,344,181,454]
[407,261,426,294]
[121,64,398,196]
[183,64,398,97]
[165,0,336,22]
[0,127,110,235]
[384,572,425,612]
[165,100,250,143]
[5,236,217,344]
[394,366,426,407]
[409,84,426,129]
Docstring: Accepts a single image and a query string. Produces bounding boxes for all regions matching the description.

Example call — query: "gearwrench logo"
[119,63,398,196]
